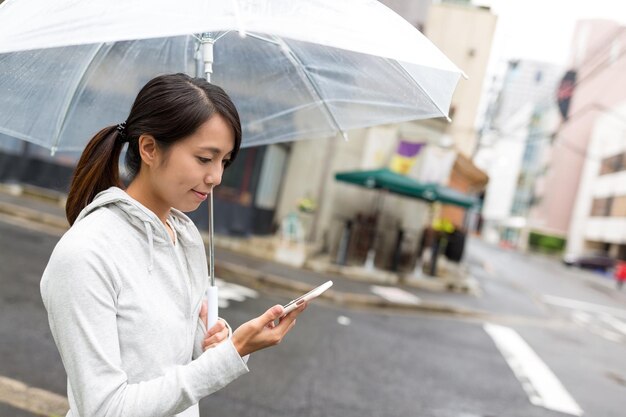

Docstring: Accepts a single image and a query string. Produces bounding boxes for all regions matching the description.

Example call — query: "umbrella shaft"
[208,189,215,286]
[202,38,214,82]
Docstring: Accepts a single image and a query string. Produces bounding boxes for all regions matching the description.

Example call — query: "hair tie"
[116,121,128,143]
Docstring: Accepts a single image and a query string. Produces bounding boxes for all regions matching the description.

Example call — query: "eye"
[222,159,232,166]
[196,156,211,164]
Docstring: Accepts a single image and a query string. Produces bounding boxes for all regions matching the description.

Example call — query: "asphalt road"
[1,217,626,417]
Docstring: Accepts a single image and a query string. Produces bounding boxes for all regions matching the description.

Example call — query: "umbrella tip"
[462,71,469,80]
[50,146,57,157]
[341,131,349,141]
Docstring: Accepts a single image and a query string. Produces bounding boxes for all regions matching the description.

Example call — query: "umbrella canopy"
[0,0,464,152]
[335,168,478,209]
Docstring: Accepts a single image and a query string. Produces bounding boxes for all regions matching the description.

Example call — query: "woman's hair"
[65,73,242,225]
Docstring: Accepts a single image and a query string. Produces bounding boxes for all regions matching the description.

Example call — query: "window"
[611,196,626,217]
[599,152,625,175]
[590,197,613,217]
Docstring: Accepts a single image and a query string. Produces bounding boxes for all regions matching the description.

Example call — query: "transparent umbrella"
[0,0,465,327]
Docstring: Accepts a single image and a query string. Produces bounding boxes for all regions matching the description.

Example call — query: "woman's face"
[150,114,235,213]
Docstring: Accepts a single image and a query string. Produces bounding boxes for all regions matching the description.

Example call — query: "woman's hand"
[200,300,230,351]
[202,320,230,351]
[231,301,307,357]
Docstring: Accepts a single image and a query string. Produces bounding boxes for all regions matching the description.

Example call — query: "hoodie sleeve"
[41,240,249,417]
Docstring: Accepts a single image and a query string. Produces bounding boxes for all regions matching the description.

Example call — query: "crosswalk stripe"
[598,313,626,337]
[484,323,583,416]
[545,295,626,344]
[215,278,258,308]
[370,285,420,305]
[542,295,626,319]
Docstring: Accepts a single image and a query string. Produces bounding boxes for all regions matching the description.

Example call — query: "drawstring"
[144,221,154,272]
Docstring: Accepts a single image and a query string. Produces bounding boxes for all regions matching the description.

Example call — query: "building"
[476,59,562,246]
[533,19,626,250]
[567,102,626,260]
[423,1,496,228]
[562,21,626,259]
[425,1,496,158]
[378,0,431,31]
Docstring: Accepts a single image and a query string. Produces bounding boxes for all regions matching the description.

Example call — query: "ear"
[137,134,158,166]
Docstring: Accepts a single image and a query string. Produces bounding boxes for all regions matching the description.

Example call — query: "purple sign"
[396,140,425,157]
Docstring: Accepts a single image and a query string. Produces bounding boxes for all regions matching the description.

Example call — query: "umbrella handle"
[206,185,218,328]
[207,286,219,328]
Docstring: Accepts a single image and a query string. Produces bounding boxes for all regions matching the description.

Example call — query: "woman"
[40,73,306,417]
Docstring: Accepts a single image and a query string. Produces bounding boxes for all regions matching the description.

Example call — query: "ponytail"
[65,126,125,225]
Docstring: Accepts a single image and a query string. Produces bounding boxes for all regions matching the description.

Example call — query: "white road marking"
[337,316,351,326]
[542,295,626,319]
[484,323,583,416]
[597,329,623,343]
[215,278,258,308]
[571,311,592,325]
[545,295,626,344]
[573,313,625,344]
[370,285,420,305]
[598,313,626,337]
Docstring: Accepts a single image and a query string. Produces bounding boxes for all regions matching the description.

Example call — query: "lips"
[192,189,208,201]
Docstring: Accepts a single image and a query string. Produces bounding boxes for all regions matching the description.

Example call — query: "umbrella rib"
[253,32,452,125]
[388,59,452,122]
[270,35,344,137]
[239,34,445,132]
[50,43,110,155]
[229,0,246,37]
[247,33,280,45]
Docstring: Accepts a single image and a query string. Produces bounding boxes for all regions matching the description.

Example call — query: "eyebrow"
[198,146,233,157]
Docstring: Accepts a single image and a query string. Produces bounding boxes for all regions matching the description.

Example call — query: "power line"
[573,26,624,74]
[478,26,626,155]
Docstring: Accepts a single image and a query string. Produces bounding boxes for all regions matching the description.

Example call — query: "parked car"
[562,252,617,272]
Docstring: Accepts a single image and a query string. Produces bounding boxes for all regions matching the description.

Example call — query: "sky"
[471,0,626,129]
[475,0,626,66]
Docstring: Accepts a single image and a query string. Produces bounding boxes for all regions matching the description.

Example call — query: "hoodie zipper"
[164,222,195,354]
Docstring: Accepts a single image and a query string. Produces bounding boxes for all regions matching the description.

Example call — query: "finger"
[255,305,284,327]
[203,329,227,351]
[217,318,230,334]
[203,329,229,349]
[288,318,297,332]
[204,327,229,343]
[200,300,208,328]
[276,318,297,341]
[279,301,307,324]
[207,320,226,336]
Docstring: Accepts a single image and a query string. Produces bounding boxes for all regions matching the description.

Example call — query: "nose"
[205,164,224,188]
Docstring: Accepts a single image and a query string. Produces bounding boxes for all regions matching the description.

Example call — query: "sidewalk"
[0,183,486,317]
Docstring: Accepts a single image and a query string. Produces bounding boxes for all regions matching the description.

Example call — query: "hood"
[75,187,199,271]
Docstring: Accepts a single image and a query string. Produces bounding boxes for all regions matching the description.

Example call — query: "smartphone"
[282,280,333,315]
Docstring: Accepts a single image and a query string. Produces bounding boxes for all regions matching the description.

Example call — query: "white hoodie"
[41,187,248,417]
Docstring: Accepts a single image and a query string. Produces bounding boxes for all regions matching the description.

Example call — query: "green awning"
[335,168,478,209]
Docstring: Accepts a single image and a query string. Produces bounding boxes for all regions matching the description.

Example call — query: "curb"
[215,260,485,317]
[0,201,69,231]
[0,375,69,417]
[0,188,484,317]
